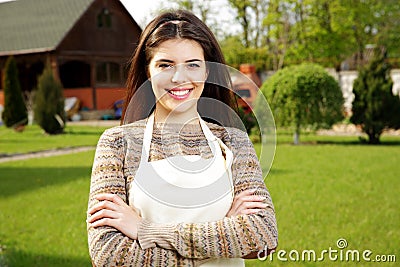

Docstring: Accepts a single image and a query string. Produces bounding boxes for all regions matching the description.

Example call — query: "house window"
[96,62,121,86]
[237,89,251,98]
[109,62,120,84]
[60,60,90,88]
[97,8,112,28]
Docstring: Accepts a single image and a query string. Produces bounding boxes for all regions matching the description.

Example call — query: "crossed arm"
[87,128,278,266]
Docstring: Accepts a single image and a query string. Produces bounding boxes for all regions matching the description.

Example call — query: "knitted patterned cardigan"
[87,119,278,266]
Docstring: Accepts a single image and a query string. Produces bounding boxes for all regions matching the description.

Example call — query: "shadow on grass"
[0,166,91,198]
[65,129,105,136]
[2,248,91,267]
[314,139,400,146]
[276,138,400,146]
[263,167,290,175]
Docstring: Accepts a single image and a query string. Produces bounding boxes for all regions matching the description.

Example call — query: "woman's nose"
[171,65,187,84]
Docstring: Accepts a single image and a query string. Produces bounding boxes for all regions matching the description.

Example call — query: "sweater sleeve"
[137,128,278,259]
[87,128,200,266]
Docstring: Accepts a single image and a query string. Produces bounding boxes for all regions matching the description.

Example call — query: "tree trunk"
[367,131,380,144]
[293,126,300,145]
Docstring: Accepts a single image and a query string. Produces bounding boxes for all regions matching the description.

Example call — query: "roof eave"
[0,47,55,57]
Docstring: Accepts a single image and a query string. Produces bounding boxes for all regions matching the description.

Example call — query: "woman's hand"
[87,193,142,240]
[226,189,267,217]
[227,189,271,259]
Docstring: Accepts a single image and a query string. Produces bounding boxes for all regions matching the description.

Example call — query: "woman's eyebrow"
[155,59,174,63]
[154,59,203,63]
[185,59,203,62]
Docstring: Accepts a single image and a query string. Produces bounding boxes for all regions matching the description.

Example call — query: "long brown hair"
[122,10,238,126]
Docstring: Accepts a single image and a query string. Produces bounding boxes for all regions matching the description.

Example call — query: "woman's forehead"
[150,39,205,62]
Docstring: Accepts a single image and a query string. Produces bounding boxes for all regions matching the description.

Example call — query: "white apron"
[129,114,244,266]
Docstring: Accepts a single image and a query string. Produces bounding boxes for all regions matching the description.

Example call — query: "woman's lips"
[166,88,193,100]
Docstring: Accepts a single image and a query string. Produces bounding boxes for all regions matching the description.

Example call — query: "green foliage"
[257,63,344,143]
[1,56,28,129]
[350,50,400,144]
[34,66,66,134]
[219,0,400,70]
[237,105,257,135]
[220,36,270,71]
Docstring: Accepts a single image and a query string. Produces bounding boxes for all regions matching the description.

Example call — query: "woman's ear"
[205,68,209,81]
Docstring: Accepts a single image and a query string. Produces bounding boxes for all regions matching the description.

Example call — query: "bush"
[34,66,66,134]
[257,63,344,144]
[237,105,258,134]
[1,56,28,129]
[350,49,400,144]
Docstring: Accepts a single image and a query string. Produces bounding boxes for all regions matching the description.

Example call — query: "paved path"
[0,146,95,164]
[0,120,117,164]
[68,120,120,127]
[1,121,398,164]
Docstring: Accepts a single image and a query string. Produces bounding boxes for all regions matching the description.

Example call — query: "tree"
[258,63,344,144]
[220,35,269,70]
[34,66,66,134]
[1,56,28,130]
[228,0,252,47]
[263,0,292,70]
[350,49,400,144]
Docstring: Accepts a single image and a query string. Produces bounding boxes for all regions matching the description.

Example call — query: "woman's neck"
[154,107,200,125]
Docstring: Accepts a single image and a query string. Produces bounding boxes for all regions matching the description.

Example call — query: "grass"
[247,142,399,266]
[0,124,108,155]
[0,126,399,266]
[0,151,95,267]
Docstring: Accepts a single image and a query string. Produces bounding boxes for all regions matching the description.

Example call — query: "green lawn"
[0,151,95,267]
[248,142,399,266]
[0,124,108,155]
[0,127,398,266]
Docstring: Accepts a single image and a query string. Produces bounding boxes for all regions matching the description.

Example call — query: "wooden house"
[0,0,142,112]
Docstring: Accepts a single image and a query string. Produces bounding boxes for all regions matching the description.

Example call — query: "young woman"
[87,10,277,266]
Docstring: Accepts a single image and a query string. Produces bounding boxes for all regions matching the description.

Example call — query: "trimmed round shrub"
[257,63,344,143]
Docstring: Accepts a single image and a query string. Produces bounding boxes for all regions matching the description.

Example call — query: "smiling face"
[148,38,207,123]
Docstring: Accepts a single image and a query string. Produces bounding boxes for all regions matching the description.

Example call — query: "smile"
[166,88,193,99]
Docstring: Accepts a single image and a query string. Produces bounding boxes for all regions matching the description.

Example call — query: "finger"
[232,201,268,217]
[235,189,257,199]
[233,190,263,206]
[95,193,126,206]
[241,208,263,215]
[88,200,118,215]
[228,189,264,216]
[239,201,268,210]
[240,195,266,203]
[90,217,118,229]
[230,195,265,214]
[87,209,118,224]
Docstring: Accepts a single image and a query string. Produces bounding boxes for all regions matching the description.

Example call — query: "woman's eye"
[186,62,201,69]
[158,63,173,69]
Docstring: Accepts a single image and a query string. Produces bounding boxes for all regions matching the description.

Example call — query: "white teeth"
[169,89,190,96]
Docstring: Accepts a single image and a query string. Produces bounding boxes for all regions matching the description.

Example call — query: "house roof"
[0,0,94,56]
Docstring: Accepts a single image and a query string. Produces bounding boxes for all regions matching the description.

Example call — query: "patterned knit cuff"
[137,219,177,250]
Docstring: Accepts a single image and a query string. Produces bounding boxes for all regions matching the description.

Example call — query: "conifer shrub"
[34,66,66,134]
[1,56,28,130]
[351,49,400,144]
